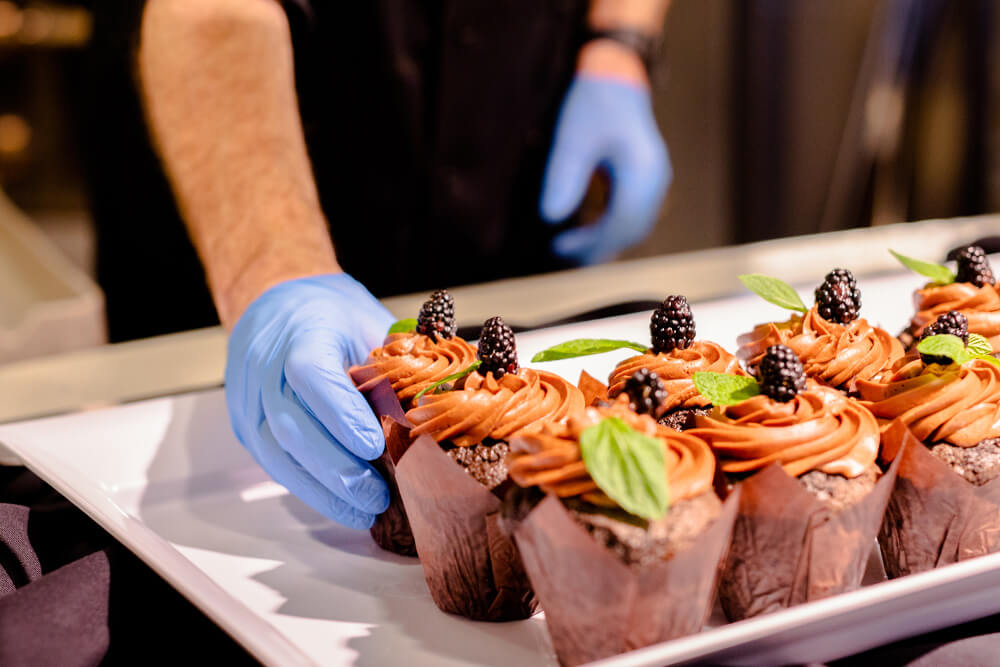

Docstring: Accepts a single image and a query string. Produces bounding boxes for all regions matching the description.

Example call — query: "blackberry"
[416,289,457,341]
[758,345,806,403]
[814,268,861,324]
[650,295,696,354]
[477,316,518,377]
[623,369,667,416]
[951,245,995,287]
[920,310,969,365]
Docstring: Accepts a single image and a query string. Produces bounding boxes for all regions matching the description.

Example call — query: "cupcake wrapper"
[878,420,1000,577]
[395,435,538,621]
[578,370,610,406]
[512,491,740,666]
[361,380,418,557]
[719,447,901,621]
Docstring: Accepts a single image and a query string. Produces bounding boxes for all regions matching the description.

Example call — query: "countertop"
[1,215,997,426]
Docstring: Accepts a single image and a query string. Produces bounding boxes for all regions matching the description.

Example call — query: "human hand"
[225,273,393,529]
[540,53,671,265]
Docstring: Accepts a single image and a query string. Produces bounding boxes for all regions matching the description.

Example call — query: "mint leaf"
[580,417,670,521]
[388,318,418,335]
[916,334,971,365]
[738,274,808,313]
[413,361,482,401]
[531,338,648,363]
[889,250,956,285]
[693,372,761,406]
[968,333,993,356]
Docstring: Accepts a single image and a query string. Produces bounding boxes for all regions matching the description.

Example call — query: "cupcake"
[349,289,477,556]
[688,345,898,620]
[737,270,903,393]
[504,388,738,666]
[531,295,744,430]
[894,246,1000,350]
[607,295,746,430]
[395,316,585,621]
[857,324,1000,577]
[350,289,477,409]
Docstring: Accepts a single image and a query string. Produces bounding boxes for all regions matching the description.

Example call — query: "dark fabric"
[0,467,257,666]
[0,552,110,667]
[86,0,587,342]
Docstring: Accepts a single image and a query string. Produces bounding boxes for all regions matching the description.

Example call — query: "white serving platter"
[4,269,1000,666]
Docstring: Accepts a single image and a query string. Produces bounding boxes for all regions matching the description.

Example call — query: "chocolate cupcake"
[396,316,585,621]
[348,289,477,556]
[857,331,1000,577]
[894,246,1000,350]
[531,295,744,430]
[688,345,898,620]
[738,270,903,393]
[350,289,477,409]
[504,396,738,666]
[608,297,745,430]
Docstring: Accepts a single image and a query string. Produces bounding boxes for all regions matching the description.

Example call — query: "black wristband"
[583,27,661,75]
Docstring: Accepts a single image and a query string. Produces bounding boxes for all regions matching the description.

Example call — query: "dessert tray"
[4,270,1000,666]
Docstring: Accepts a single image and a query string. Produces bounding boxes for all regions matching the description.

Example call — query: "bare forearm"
[139,0,338,328]
[580,0,671,85]
[588,0,670,34]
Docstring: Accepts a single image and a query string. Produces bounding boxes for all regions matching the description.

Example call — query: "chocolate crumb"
[570,492,722,567]
[930,438,1000,486]
[445,440,510,490]
[658,407,711,432]
[798,466,879,511]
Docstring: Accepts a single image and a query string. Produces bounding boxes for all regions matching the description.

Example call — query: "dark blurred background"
[2,0,999,344]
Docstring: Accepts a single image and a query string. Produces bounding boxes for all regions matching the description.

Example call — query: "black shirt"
[86,0,587,341]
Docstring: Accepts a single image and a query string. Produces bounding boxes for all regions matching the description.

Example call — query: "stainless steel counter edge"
[1,215,996,426]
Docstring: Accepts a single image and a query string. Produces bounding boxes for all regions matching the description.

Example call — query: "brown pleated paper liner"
[878,420,1000,578]
[360,379,418,557]
[578,370,610,406]
[718,446,902,621]
[395,435,539,622]
[512,490,740,666]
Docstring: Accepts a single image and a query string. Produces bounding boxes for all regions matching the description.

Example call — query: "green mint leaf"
[738,274,808,313]
[916,334,971,365]
[968,333,993,356]
[580,417,670,521]
[530,338,648,363]
[413,361,482,401]
[692,372,761,406]
[889,250,956,285]
[388,318,418,335]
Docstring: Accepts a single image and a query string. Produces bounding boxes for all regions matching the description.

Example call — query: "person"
[137,0,672,529]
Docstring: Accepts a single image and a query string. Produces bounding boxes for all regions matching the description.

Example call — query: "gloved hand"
[540,75,671,265]
[225,273,393,529]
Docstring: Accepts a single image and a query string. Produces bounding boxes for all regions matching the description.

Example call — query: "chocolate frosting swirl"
[737,306,903,390]
[910,283,1000,348]
[349,332,477,404]
[507,399,716,505]
[406,368,585,448]
[607,341,745,411]
[857,357,1000,447]
[688,383,879,478]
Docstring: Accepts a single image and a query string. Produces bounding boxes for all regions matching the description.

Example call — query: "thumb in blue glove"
[540,75,672,265]
[225,273,393,529]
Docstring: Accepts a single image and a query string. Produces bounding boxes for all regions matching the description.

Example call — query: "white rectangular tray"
[4,270,1000,666]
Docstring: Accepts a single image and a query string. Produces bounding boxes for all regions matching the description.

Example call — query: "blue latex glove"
[540,75,671,265]
[225,273,393,529]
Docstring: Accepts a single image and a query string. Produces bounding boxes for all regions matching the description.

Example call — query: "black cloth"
[0,467,256,666]
[85,0,588,342]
